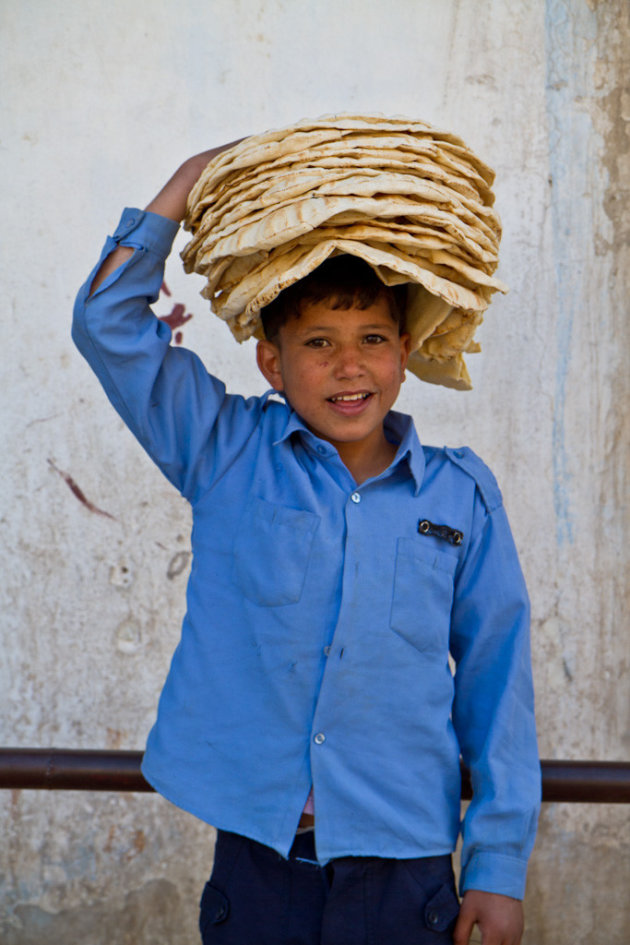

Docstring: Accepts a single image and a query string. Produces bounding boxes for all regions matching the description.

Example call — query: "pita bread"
[207,226,505,302]
[407,350,472,390]
[189,149,492,220]
[187,136,495,225]
[223,171,498,237]
[214,237,489,324]
[182,114,507,390]
[185,194,498,274]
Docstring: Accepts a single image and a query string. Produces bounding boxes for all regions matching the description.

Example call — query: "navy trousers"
[199,829,459,945]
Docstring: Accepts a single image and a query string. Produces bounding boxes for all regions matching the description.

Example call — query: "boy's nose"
[334,345,365,378]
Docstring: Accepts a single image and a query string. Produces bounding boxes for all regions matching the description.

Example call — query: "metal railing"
[1,749,629,803]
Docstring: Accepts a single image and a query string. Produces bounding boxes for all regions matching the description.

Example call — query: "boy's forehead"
[284,295,397,332]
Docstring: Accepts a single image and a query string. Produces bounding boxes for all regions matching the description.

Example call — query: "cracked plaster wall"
[0,1,628,942]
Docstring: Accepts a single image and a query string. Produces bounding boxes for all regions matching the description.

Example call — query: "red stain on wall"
[47,459,116,520]
[158,282,194,345]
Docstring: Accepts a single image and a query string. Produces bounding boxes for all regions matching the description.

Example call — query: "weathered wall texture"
[1,1,628,942]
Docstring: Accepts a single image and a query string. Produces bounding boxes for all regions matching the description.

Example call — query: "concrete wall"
[1,1,628,942]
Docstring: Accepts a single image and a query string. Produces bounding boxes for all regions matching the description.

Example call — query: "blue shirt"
[72,208,540,899]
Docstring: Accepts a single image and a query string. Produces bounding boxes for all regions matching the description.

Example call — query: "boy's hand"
[88,140,243,295]
[453,890,524,945]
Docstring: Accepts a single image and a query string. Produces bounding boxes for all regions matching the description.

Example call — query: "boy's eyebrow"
[360,323,398,331]
[298,322,397,334]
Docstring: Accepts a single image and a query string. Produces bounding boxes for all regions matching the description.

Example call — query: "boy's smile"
[257,296,410,481]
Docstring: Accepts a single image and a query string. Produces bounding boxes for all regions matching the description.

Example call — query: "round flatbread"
[182,114,507,390]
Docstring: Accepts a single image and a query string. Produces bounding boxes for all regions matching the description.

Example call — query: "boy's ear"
[400,332,411,375]
[256,339,284,391]
[401,332,411,358]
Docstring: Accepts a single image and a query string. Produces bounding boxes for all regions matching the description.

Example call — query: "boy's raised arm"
[74,137,256,500]
[89,141,242,296]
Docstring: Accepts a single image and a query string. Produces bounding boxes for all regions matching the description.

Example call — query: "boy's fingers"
[453,903,476,945]
[454,890,524,945]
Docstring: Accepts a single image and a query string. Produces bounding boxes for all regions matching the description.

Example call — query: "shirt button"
[316,445,327,455]
[323,646,331,656]
[313,732,326,745]
[427,910,440,926]
[351,492,361,503]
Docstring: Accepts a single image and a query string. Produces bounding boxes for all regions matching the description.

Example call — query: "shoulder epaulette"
[444,446,503,512]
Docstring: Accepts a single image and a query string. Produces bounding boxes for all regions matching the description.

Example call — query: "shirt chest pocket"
[390,537,458,655]
[233,497,320,606]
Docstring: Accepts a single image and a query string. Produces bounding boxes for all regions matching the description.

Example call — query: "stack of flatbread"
[182,115,507,389]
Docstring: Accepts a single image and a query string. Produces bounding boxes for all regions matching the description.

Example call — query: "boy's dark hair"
[260,255,408,341]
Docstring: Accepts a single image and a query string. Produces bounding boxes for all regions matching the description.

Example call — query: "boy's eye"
[305,337,330,348]
[363,334,386,344]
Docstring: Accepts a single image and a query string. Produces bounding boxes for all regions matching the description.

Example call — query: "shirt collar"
[269,393,425,495]
[383,410,425,495]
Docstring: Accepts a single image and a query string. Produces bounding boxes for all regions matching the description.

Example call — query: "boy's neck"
[335,433,398,485]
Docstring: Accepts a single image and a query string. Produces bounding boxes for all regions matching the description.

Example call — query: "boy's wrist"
[145,157,203,222]
[145,141,244,223]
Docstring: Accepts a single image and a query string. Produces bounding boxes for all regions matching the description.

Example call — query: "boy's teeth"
[331,393,368,402]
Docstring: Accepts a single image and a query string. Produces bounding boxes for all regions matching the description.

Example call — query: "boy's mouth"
[326,391,374,416]
[328,392,372,404]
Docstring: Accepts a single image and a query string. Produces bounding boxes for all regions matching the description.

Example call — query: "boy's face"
[256,295,410,464]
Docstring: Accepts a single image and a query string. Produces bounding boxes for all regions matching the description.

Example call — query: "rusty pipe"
[0,749,629,803]
[0,748,152,792]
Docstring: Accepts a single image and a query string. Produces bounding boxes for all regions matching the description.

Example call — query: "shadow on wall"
[2,879,184,945]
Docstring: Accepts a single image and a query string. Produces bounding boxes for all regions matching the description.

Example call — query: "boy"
[73,146,540,945]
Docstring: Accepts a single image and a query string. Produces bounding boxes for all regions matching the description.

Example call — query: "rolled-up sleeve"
[450,494,541,899]
[72,208,251,499]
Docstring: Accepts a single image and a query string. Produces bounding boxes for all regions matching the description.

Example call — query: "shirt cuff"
[460,851,529,900]
[112,207,180,259]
